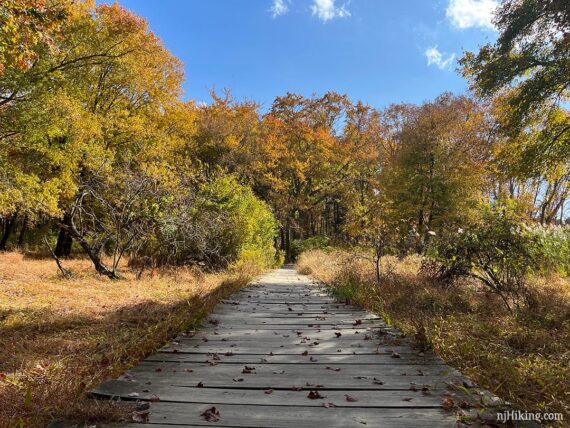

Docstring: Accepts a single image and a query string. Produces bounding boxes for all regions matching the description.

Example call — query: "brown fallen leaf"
[224,352,234,356]
[291,386,302,391]
[310,357,318,362]
[132,409,150,423]
[323,402,336,408]
[391,352,401,358]
[265,389,274,394]
[196,382,204,387]
[200,406,220,422]
[345,394,358,402]
[335,332,342,338]
[441,397,455,410]
[212,353,220,361]
[326,366,341,372]
[149,394,160,402]
[242,366,256,374]
[402,397,413,402]
[301,351,309,356]
[307,390,326,399]
[354,319,362,326]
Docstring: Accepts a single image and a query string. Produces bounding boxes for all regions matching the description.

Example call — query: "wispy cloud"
[311,0,350,22]
[425,47,455,70]
[270,0,289,18]
[446,0,497,30]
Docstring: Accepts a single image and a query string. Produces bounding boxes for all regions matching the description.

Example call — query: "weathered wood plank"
[145,352,445,365]
[122,402,458,427]
[92,381,455,407]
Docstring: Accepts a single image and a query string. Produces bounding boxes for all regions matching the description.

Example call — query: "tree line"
[0,1,568,295]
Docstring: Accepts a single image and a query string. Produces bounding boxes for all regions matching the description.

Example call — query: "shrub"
[291,236,331,261]
[138,175,278,270]
[430,203,540,311]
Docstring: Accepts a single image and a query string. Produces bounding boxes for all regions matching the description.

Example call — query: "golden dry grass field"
[0,252,259,427]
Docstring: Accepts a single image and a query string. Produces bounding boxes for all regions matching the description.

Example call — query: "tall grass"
[0,252,261,427]
[298,250,570,420]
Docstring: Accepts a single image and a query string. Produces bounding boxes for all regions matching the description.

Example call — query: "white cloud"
[311,0,350,22]
[446,0,498,30]
[425,47,455,70]
[270,0,289,18]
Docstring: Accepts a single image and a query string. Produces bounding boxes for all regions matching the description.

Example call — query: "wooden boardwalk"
[93,266,488,427]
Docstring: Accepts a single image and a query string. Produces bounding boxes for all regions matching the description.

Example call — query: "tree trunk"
[17,215,28,247]
[55,213,73,257]
[285,222,292,263]
[0,213,17,250]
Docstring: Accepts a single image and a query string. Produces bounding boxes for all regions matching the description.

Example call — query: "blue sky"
[107,0,499,110]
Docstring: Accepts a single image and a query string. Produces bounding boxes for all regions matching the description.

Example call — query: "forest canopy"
[0,0,568,284]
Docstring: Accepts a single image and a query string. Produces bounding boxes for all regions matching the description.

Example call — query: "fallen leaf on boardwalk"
[288,307,292,311]
[354,319,362,326]
[458,400,474,409]
[335,332,342,337]
[196,382,204,387]
[391,352,401,358]
[186,369,193,373]
[301,351,309,356]
[291,386,302,391]
[265,389,274,394]
[326,366,341,371]
[200,407,220,422]
[269,352,274,356]
[208,319,219,326]
[232,377,244,382]
[307,390,326,399]
[345,394,358,402]
[136,402,150,411]
[310,357,318,362]
[354,376,368,379]
[149,394,160,402]
[242,366,256,374]
[402,397,413,402]
[323,402,336,408]
[224,352,233,356]
[441,397,455,410]
[409,384,418,392]
[273,370,285,374]
[372,378,384,385]
[212,353,220,360]
[132,409,150,423]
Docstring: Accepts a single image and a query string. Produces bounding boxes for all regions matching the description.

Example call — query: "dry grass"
[298,249,570,422]
[0,252,261,427]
